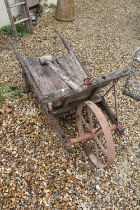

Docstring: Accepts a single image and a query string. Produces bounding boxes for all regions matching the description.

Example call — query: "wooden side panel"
[24,58,70,96]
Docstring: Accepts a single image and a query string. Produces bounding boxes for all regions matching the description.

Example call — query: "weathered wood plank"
[67,55,87,81]
[25,58,71,95]
[57,55,86,83]
[4,0,18,39]
[40,54,86,84]
[11,44,45,101]
[46,60,82,92]
[56,56,75,79]
[24,59,72,101]
[42,65,68,90]
[25,59,58,94]
[56,31,88,78]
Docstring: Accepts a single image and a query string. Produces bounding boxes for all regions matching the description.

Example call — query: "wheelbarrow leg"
[99,97,125,135]
[43,104,73,153]
[22,72,31,93]
[99,97,117,123]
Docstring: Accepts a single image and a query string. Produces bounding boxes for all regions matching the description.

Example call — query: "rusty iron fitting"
[116,124,125,135]
[84,77,93,86]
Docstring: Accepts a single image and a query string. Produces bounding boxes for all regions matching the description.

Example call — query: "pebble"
[96,185,100,190]
[5,107,13,114]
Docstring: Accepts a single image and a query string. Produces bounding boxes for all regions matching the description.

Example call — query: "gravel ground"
[0,0,140,209]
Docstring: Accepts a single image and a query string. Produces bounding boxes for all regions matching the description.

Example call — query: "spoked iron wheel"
[76,101,115,168]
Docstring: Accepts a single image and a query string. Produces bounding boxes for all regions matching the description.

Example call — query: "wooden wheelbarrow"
[12,32,130,168]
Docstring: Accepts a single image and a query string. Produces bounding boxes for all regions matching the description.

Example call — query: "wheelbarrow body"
[12,33,130,168]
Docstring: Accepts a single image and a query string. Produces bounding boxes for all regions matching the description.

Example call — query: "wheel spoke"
[87,107,93,128]
[95,138,107,155]
[82,142,104,168]
[93,141,99,158]
[79,114,92,131]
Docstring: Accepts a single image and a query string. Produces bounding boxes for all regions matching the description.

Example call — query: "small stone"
[5,107,13,114]
[96,185,100,190]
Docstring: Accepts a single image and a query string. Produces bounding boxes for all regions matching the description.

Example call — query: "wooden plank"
[69,54,87,78]
[46,60,82,92]
[22,4,30,33]
[25,59,58,95]
[75,54,90,77]
[9,2,25,8]
[4,0,18,39]
[44,87,87,106]
[39,55,74,80]
[57,55,84,83]
[11,44,44,101]
[63,88,94,108]
[25,58,70,95]
[66,55,87,81]
[39,54,86,84]
[53,102,78,115]
[56,56,75,78]
[15,18,29,25]
[42,64,68,90]
[24,0,34,34]
[42,104,73,152]
[56,31,88,78]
